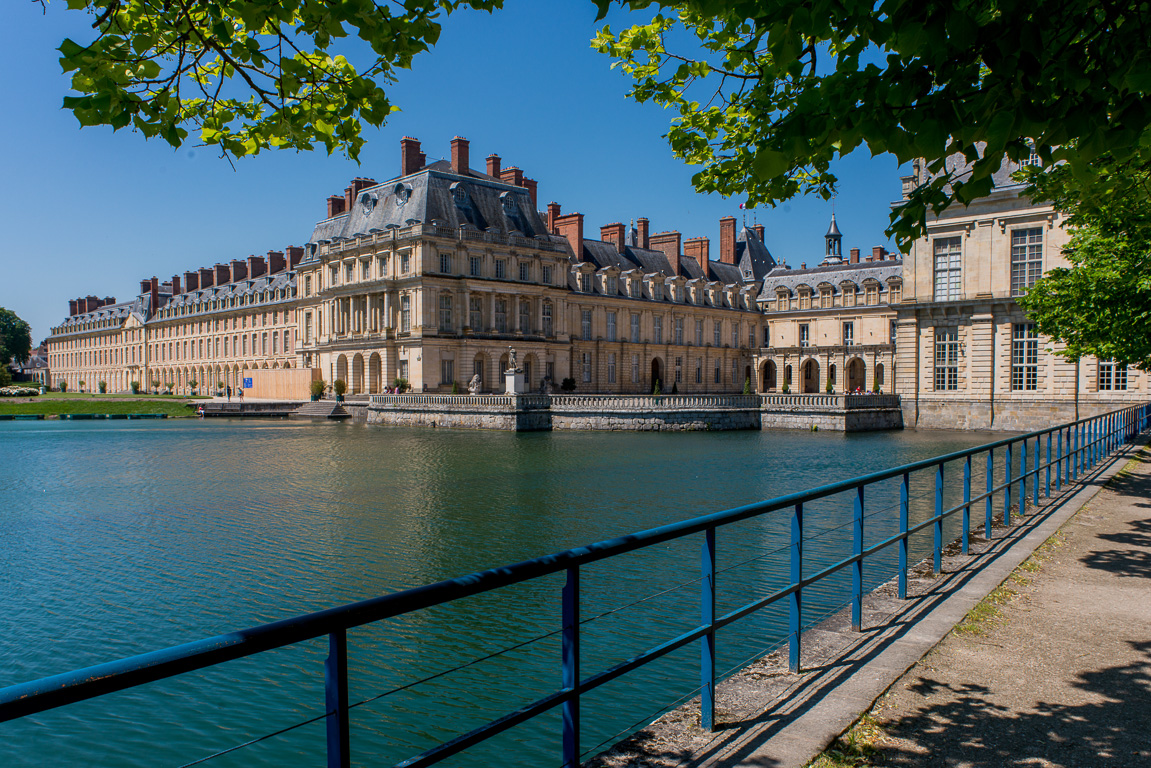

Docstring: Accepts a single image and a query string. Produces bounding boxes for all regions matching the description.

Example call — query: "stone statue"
[468,373,481,395]
[507,346,519,372]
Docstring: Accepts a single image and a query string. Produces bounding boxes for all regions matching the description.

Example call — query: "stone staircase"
[290,400,350,420]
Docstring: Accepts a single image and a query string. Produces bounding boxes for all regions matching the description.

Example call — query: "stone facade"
[894,154,1148,430]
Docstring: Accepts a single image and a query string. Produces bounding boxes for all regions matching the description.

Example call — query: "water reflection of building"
[894,155,1148,429]
[294,136,765,394]
[755,216,902,394]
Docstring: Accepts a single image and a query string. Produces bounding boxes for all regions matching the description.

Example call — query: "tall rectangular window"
[607,353,617,383]
[674,318,684,345]
[441,359,454,385]
[606,311,617,342]
[1011,228,1043,296]
[495,260,507,279]
[799,324,809,347]
[543,302,553,337]
[542,265,553,285]
[582,352,592,383]
[933,237,962,301]
[519,262,530,282]
[400,295,411,332]
[631,314,641,343]
[519,301,530,333]
[1011,323,1039,390]
[470,256,482,277]
[695,357,703,383]
[694,319,703,346]
[732,324,739,348]
[469,296,482,330]
[653,315,663,344]
[675,357,683,383]
[495,300,508,333]
[1098,360,1128,391]
[890,320,897,346]
[843,321,854,346]
[934,329,959,390]
[714,320,722,347]
[631,354,640,383]
[439,294,453,331]
[581,309,592,340]
[714,359,722,384]
[579,273,591,293]
[439,252,451,274]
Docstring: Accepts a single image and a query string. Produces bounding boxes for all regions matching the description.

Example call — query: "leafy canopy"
[0,309,34,366]
[51,0,502,161]
[1017,158,1151,369]
[591,0,1151,244]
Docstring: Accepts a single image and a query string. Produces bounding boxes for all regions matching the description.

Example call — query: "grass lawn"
[36,392,212,401]
[0,396,201,418]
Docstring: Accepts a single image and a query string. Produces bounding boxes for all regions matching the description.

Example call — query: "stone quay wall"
[905,397,1137,432]
[366,393,902,432]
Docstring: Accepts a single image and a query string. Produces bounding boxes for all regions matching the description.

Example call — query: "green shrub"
[560,377,576,392]
[652,379,661,396]
[333,379,347,396]
[743,376,752,395]
[98,381,107,394]
[130,381,140,394]
[310,379,326,398]
[58,380,68,392]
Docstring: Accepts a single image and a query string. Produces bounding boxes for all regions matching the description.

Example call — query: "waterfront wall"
[905,397,1140,432]
[366,393,901,432]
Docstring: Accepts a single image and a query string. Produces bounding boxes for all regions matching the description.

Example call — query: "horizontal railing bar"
[2,406,1143,729]
[578,624,710,696]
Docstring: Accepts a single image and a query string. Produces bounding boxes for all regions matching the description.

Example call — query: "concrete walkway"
[588,437,1147,768]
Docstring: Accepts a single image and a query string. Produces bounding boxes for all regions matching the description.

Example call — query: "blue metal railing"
[2,404,1148,767]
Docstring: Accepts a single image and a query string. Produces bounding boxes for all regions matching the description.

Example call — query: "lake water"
[0,420,1005,767]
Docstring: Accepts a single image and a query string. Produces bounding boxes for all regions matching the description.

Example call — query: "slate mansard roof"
[159,271,295,317]
[758,259,902,300]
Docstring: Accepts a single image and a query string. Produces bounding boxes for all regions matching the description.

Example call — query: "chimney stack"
[872,246,885,261]
[554,212,585,261]
[547,202,561,233]
[287,245,305,268]
[170,276,181,295]
[327,195,346,218]
[850,247,860,264]
[230,260,248,281]
[600,222,626,254]
[215,264,231,285]
[719,216,737,264]
[199,267,215,288]
[500,166,524,187]
[139,280,151,295]
[649,231,683,276]
[451,136,470,175]
[486,153,501,178]
[684,237,710,278]
[150,277,160,311]
[400,136,423,176]
[69,299,79,315]
[753,224,765,242]
[637,217,650,250]
[343,184,354,214]
[247,255,267,279]
[267,250,286,274]
[184,271,199,292]
[349,177,376,207]
[104,297,115,306]
[523,178,538,210]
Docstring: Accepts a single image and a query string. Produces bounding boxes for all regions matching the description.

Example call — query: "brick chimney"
[69,299,79,316]
[547,202,561,234]
[523,178,538,209]
[104,296,115,306]
[400,136,422,176]
[451,136,470,175]
[684,236,710,278]
[247,255,267,278]
[150,277,159,310]
[215,264,231,285]
[486,153,501,178]
[199,267,215,288]
[872,246,884,261]
[649,231,682,276]
[139,279,151,295]
[170,276,181,295]
[267,250,286,274]
[184,271,199,292]
[753,224,765,242]
[230,260,248,281]
[287,245,305,268]
[500,166,524,187]
[327,195,346,218]
[554,212,584,261]
[343,184,354,213]
[719,216,737,264]
[637,217,650,249]
[601,222,626,253]
[348,177,377,208]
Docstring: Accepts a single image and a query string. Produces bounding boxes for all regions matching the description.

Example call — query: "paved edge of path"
[587,436,1146,768]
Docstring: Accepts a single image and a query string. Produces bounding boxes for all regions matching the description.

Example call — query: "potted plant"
[743,376,752,395]
[98,381,107,394]
[163,381,174,395]
[188,379,198,396]
[560,377,576,392]
[825,378,834,393]
[151,378,160,395]
[58,380,67,393]
[130,381,140,395]
[78,379,86,393]
[310,379,326,401]
[333,379,347,402]
[781,381,790,394]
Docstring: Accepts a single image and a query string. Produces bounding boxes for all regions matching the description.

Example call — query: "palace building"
[755,215,902,394]
[294,136,765,395]
[894,154,1148,429]
[47,251,303,395]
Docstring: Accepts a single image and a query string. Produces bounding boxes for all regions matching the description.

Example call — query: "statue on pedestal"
[507,346,520,372]
[468,374,481,395]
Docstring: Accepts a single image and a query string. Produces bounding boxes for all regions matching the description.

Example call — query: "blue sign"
[243,377,253,388]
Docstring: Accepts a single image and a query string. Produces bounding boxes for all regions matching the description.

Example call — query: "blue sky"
[0,1,903,345]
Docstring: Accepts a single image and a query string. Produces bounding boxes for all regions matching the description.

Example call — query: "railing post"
[933,463,943,573]
[562,567,580,768]
[1033,436,1040,507]
[1020,439,1027,515]
[1004,442,1013,526]
[1045,432,1052,498]
[1056,429,1063,492]
[1073,423,1080,480]
[701,528,716,731]
[852,486,864,632]
[898,474,909,599]
[325,629,351,768]
[962,456,971,555]
[789,503,803,671]
[985,449,994,540]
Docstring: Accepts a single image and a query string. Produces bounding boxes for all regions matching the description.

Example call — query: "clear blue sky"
[0,1,903,345]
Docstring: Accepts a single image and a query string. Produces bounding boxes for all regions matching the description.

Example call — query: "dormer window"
[652,281,663,301]
[820,287,833,309]
[360,192,377,213]
[798,288,812,310]
[579,272,592,293]
[394,183,412,205]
